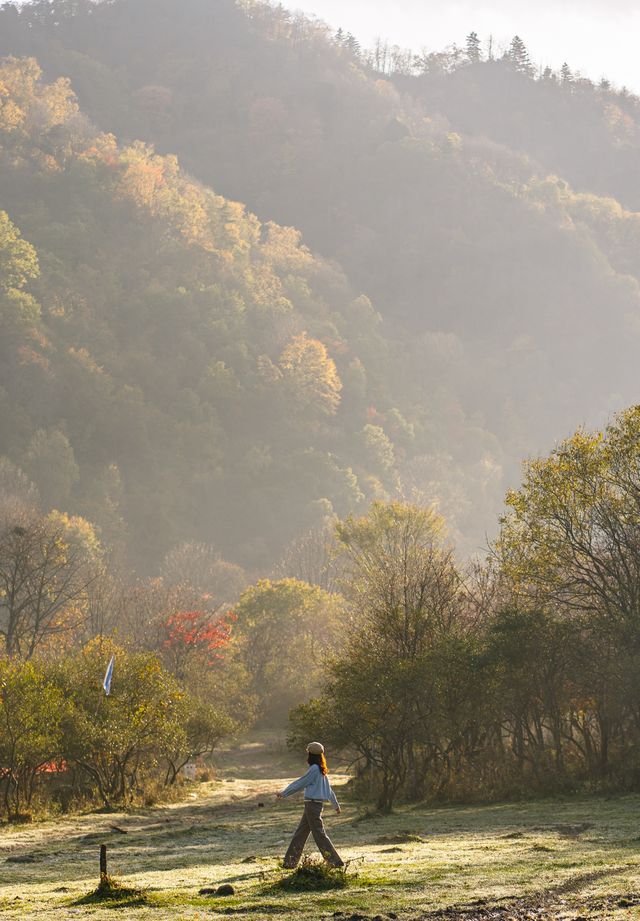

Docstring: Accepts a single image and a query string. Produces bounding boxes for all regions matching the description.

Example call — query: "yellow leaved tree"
[279,332,342,416]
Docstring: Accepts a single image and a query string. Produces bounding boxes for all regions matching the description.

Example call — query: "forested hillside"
[7,0,640,839]
[2,0,640,565]
[0,55,416,571]
[385,39,640,207]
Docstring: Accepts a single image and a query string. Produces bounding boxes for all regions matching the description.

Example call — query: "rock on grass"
[199,884,235,896]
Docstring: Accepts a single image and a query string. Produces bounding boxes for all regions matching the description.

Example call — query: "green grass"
[1,734,640,919]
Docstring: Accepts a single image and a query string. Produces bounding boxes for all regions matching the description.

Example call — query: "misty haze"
[1,1,640,918]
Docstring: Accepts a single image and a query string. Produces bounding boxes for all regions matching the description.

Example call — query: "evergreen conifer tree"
[466,31,481,65]
[344,32,361,57]
[508,35,533,76]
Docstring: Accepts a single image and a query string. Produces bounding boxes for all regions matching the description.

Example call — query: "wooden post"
[100,844,107,885]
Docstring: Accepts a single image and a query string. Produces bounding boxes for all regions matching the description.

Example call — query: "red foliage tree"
[163,610,234,669]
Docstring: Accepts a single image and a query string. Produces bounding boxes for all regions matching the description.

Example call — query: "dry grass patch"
[73,875,150,907]
[270,856,352,892]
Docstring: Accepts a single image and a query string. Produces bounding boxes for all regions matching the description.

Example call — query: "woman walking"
[276,741,344,868]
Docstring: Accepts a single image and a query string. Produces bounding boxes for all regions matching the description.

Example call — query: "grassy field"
[2,737,640,920]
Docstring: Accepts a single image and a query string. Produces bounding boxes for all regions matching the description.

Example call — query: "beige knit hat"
[306,741,325,754]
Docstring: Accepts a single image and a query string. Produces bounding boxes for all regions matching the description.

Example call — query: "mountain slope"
[0,56,415,570]
[2,0,640,559]
[392,58,640,212]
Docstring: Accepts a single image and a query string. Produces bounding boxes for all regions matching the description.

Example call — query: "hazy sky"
[292,0,640,90]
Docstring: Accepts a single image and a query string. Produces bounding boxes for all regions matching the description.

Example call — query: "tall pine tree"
[560,62,573,84]
[507,35,534,76]
[466,31,481,65]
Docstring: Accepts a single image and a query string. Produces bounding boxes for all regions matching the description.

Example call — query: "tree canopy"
[2,0,640,556]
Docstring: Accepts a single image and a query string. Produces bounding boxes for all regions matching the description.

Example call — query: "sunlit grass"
[1,737,640,918]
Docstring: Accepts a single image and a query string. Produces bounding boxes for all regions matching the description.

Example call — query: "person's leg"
[306,802,344,867]
[283,808,311,868]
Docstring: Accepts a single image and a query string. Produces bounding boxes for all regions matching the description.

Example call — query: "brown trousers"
[283,800,344,868]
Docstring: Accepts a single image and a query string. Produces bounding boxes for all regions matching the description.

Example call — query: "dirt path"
[0,756,294,915]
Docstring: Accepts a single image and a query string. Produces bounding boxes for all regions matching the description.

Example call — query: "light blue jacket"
[280,763,340,807]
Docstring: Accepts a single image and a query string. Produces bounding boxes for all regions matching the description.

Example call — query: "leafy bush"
[0,640,234,819]
[0,658,68,821]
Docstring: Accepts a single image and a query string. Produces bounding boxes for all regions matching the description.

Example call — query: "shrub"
[0,658,68,821]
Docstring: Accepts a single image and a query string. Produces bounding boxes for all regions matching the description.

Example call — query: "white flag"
[103,654,115,696]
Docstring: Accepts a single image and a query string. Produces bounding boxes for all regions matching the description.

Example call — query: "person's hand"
[335,805,341,814]
[275,792,284,800]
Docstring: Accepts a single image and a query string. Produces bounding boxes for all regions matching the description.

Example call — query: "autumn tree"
[58,640,186,807]
[0,210,40,356]
[23,429,80,510]
[115,577,251,730]
[0,56,77,136]
[0,657,68,820]
[292,502,467,810]
[484,607,578,782]
[0,458,39,527]
[0,210,38,290]
[279,333,342,416]
[162,608,234,680]
[0,512,98,658]
[359,424,395,475]
[275,524,341,593]
[161,541,246,604]
[234,578,345,723]
[495,406,640,775]
[160,698,234,785]
[497,406,640,625]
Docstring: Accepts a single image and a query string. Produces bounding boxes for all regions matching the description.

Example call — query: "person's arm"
[277,765,318,798]
[329,783,340,812]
